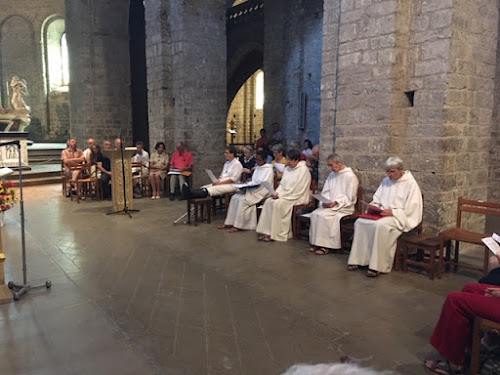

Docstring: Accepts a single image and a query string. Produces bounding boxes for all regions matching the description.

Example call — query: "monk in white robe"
[182,145,242,199]
[256,149,311,242]
[347,156,423,277]
[309,153,359,254]
[223,151,274,232]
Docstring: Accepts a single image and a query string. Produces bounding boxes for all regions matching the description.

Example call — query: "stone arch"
[227,45,263,107]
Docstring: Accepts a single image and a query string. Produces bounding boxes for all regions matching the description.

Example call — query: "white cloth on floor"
[256,161,311,241]
[309,167,359,249]
[347,170,422,273]
[224,163,274,230]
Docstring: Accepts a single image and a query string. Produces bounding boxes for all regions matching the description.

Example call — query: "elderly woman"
[347,156,423,277]
[271,143,287,180]
[240,145,256,180]
[424,283,500,375]
[149,142,169,199]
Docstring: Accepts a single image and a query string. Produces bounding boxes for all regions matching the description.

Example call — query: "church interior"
[0,0,500,374]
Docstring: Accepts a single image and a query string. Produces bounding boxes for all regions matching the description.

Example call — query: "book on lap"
[359,213,383,220]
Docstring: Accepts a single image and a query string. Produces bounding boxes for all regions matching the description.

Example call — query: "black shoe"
[181,183,190,200]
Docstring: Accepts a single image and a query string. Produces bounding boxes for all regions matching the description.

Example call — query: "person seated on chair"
[424,283,500,375]
[91,144,112,199]
[169,141,193,200]
[83,138,95,164]
[254,128,269,150]
[271,144,287,180]
[256,148,311,242]
[268,122,284,147]
[149,142,169,200]
[182,145,243,200]
[61,137,86,182]
[114,138,122,150]
[132,141,149,196]
[221,150,274,233]
[347,156,422,277]
[308,153,359,255]
[302,139,313,158]
[240,145,256,181]
[257,144,273,164]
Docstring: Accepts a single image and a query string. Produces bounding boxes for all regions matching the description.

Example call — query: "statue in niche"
[0,76,31,131]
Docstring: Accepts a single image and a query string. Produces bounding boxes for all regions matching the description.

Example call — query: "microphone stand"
[107,137,139,218]
[1,140,52,301]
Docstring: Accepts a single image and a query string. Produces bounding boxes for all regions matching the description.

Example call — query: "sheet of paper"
[205,169,217,183]
[299,212,312,218]
[482,237,500,255]
[493,233,500,243]
[312,194,332,205]
[168,169,180,175]
[274,163,285,173]
[261,181,275,195]
[233,183,260,189]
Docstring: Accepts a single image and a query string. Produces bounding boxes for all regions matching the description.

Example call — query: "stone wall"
[320,0,499,233]
[0,0,65,141]
[264,0,323,148]
[66,0,133,145]
[146,0,227,186]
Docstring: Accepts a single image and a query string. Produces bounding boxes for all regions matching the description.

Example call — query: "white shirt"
[220,158,243,183]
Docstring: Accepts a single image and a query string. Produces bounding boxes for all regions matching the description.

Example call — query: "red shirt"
[170,150,194,169]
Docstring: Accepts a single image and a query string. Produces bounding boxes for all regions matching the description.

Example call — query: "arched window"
[255,70,264,110]
[43,17,69,92]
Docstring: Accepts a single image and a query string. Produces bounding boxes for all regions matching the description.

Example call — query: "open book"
[274,163,285,173]
[205,169,217,183]
[482,233,500,255]
[233,182,260,189]
[312,194,333,205]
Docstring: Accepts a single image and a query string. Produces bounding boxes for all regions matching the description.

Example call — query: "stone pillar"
[264,0,323,146]
[66,0,133,145]
[145,0,227,186]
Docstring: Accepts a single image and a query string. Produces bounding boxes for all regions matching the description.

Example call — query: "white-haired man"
[308,153,359,255]
[347,156,422,277]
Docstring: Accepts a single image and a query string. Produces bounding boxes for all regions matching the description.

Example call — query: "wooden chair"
[61,160,70,197]
[132,162,150,196]
[69,163,101,203]
[438,197,500,277]
[291,180,320,239]
[470,317,500,375]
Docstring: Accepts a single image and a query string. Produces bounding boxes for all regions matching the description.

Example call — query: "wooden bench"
[439,197,500,277]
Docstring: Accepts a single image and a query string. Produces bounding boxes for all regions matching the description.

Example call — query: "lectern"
[103,148,136,212]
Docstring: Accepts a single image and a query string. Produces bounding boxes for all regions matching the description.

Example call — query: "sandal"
[262,236,272,242]
[228,227,239,233]
[424,359,464,375]
[308,246,317,252]
[315,248,329,255]
[367,269,380,278]
[347,265,358,271]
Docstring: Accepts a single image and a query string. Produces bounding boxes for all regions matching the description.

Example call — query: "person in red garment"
[424,283,500,375]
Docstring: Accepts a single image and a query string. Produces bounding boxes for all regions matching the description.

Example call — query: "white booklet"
[261,181,276,195]
[168,169,181,175]
[274,163,285,173]
[312,194,333,205]
[205,169,217,183]
[482,233,500,255]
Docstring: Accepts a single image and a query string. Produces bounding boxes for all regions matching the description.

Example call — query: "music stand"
[1,140,52,300]
[106,139,139,218]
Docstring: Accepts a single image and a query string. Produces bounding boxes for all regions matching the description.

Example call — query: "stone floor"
[0,185,485,374]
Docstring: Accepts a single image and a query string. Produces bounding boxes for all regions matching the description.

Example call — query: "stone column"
[145,0,227,186]
[66,0,133,145]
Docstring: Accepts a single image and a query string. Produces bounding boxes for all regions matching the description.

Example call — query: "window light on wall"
[255,70,264,110]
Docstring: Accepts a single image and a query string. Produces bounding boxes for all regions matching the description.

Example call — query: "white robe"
[206,158,243,196]
[224,163,274,230]
[256,161,311,241]
[347,171,423,273]
[309,167,359,249]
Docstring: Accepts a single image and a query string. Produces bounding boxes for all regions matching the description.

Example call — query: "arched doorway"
[226,69,263,147]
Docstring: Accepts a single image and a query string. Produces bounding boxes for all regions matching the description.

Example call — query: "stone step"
[9,177,61,187]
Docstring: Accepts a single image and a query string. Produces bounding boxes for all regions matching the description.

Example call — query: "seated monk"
[256,148,311,242]
[221,150,274,232]
[424,283,500,375]
[308,153,359,255]
[182,145,242,199]
[347,156,422,277]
